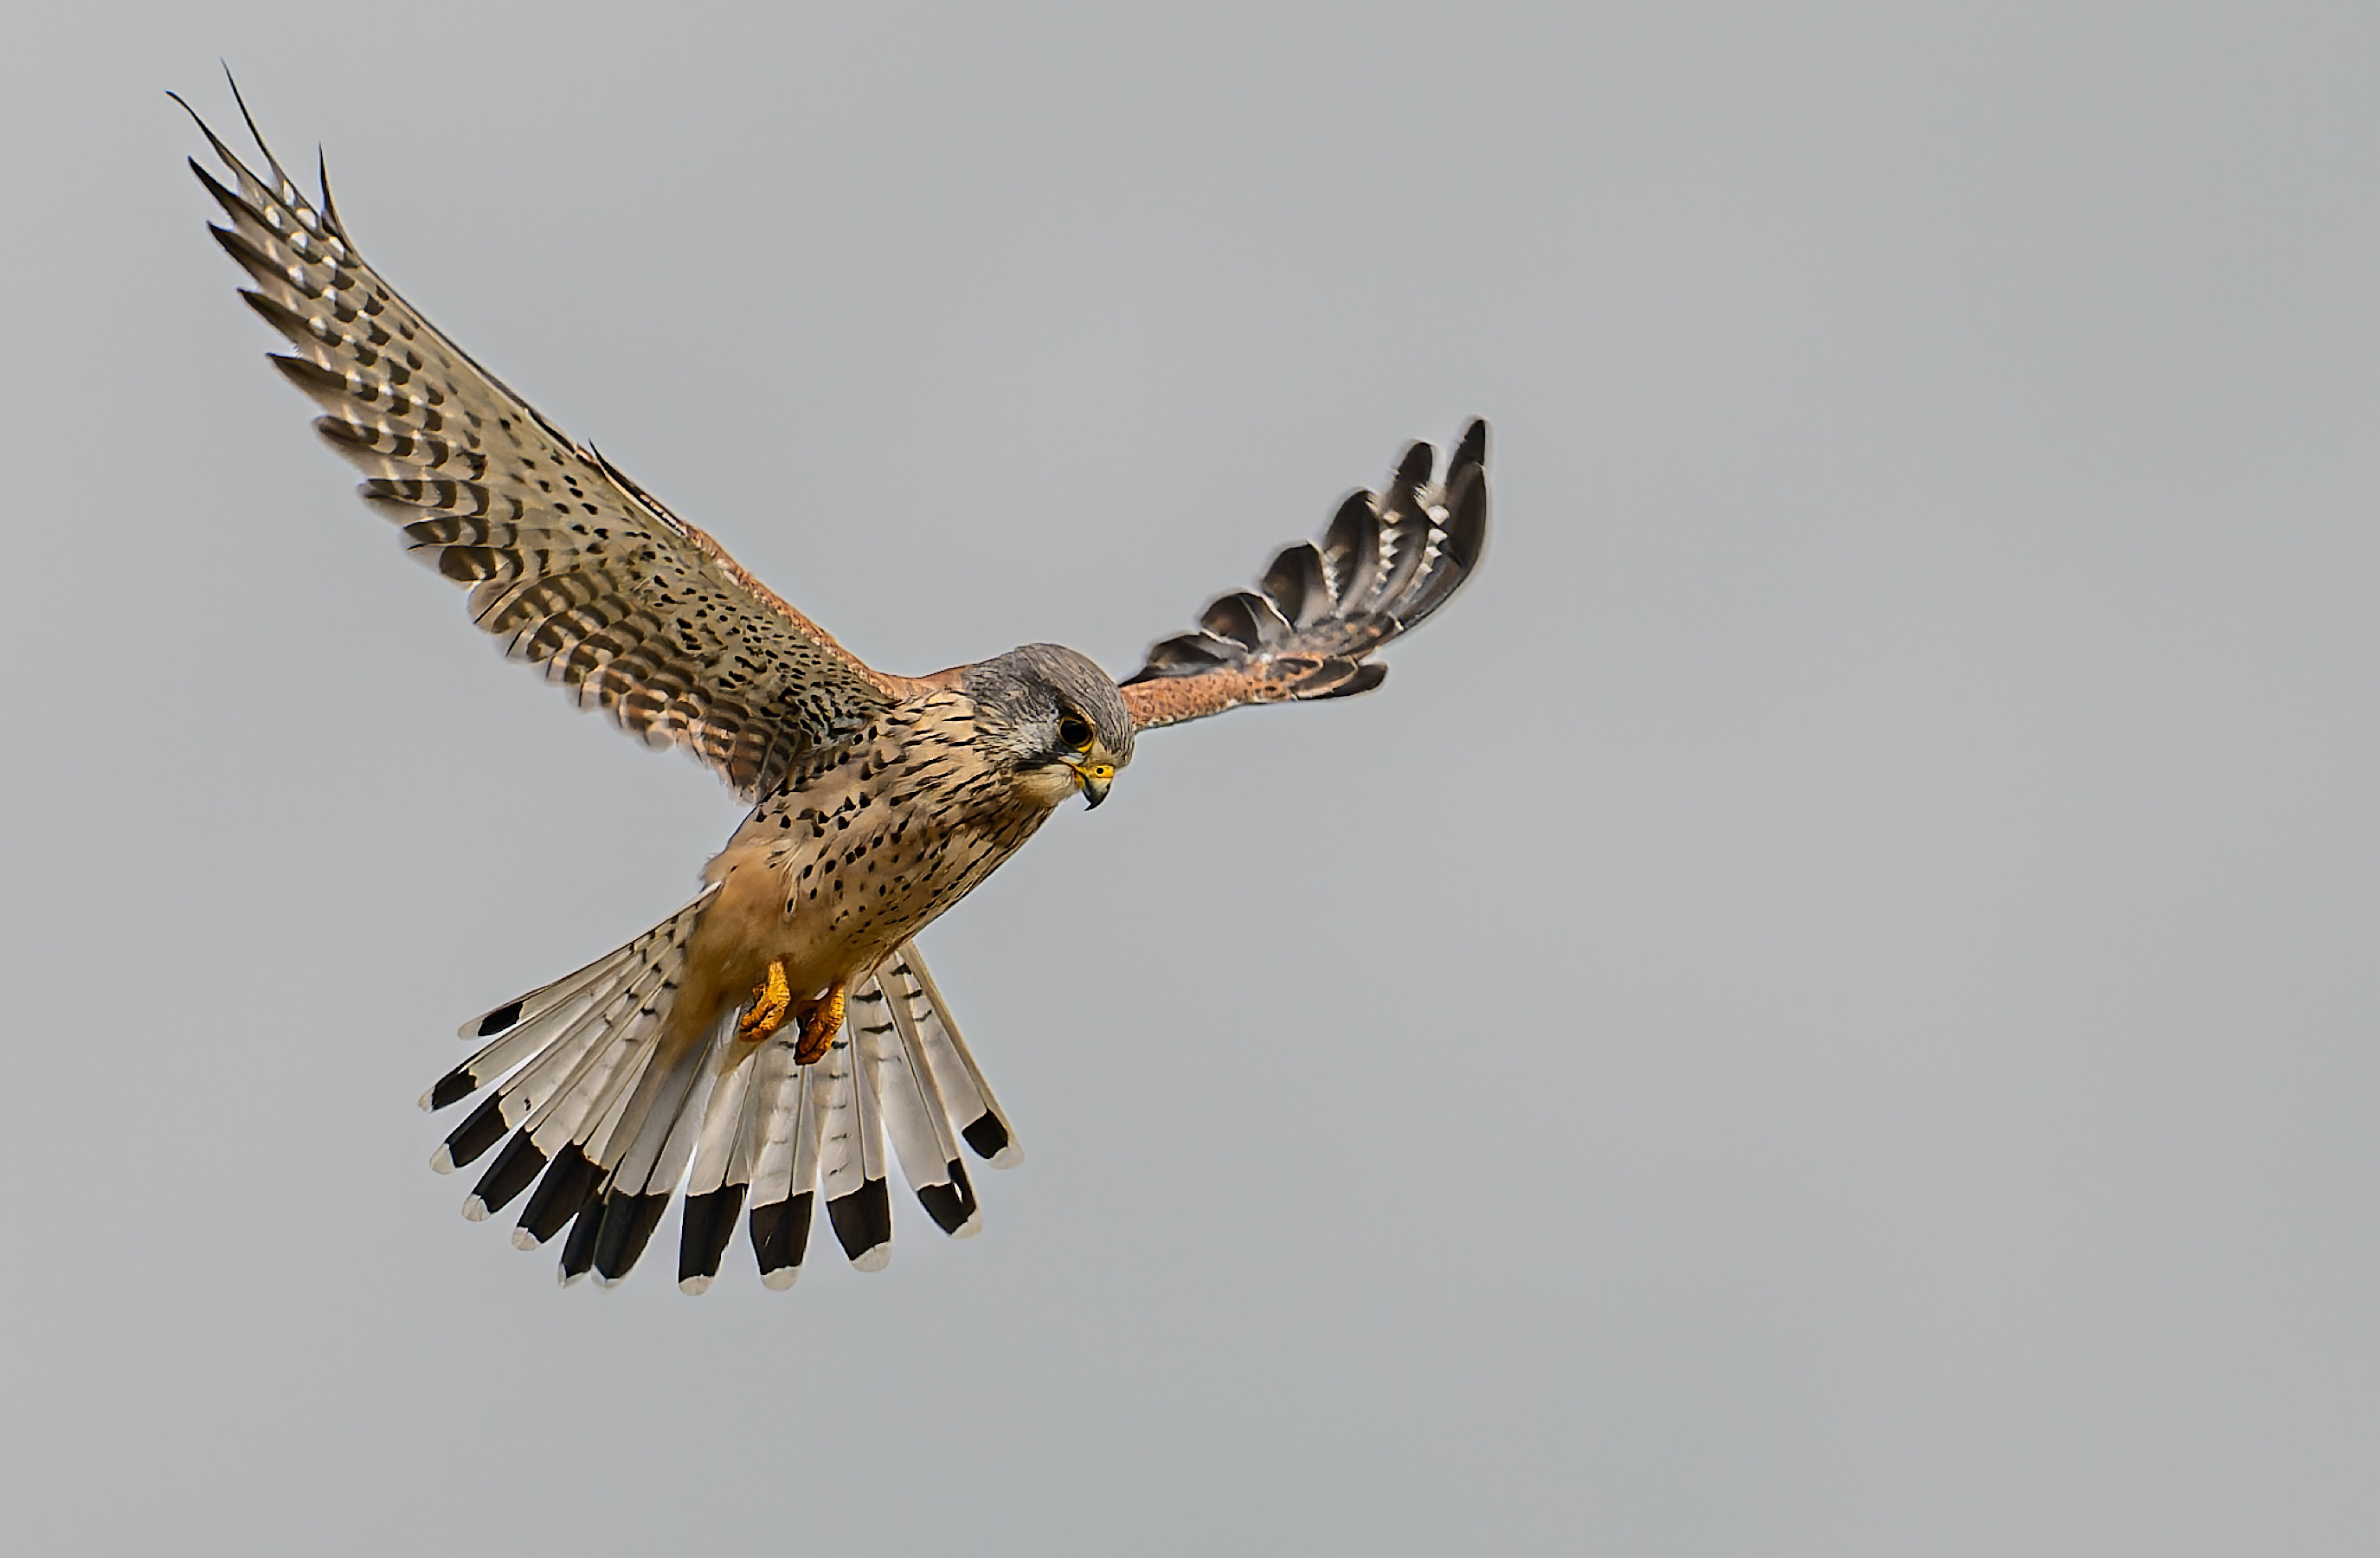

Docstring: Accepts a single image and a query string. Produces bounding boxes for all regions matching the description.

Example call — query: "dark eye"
[1057,713,1094,753]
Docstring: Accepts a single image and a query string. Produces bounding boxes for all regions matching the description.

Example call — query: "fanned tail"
[425,916,1025,1290]
[678,941,1026,1291]
[426,886,717,1206]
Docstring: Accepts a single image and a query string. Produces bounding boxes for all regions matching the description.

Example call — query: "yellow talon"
[738,960,792,1043]
[792,982,846,1065]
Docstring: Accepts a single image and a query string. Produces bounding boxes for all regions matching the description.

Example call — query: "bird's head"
[962,644,1136,811]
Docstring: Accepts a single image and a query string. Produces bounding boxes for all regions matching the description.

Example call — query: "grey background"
[4,3,2375,1553]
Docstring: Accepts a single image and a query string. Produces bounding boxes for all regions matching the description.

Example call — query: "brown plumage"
[184,81,1489,1290]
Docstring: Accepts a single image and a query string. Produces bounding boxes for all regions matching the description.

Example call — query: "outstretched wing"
[1118,421,1489,731]
[181,87,913,800]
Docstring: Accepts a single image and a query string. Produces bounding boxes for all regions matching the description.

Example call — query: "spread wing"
[1118,421,1489,731]
[181,89,914,800]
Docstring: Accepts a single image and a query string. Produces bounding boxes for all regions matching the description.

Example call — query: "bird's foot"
[737,960,793,1044]
[792,982,846,1065]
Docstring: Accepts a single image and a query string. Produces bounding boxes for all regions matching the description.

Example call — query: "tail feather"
[421,930,661,1110]
[556,1183,604,1284]
[524,986,667,1159]
[423,902,1024,1289]
[813,1023,893,1272]
[854,978,980,1238]
[437,962,663,1179]
[605,1024,718,1198]
[514,1143,600,1249]
[459,938,641,1043]
[556,1061,650,1287]
[466,975,671,1227]
[429,960,666,1176]
[676,1036,763,1293]
[744,1051,820,1290]
[587,1012,730,1287]
[885,945,1023,1169]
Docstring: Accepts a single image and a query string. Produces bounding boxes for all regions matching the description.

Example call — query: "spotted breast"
[674,692,1058,1051]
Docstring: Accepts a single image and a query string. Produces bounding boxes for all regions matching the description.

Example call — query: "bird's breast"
[687,696,1057,1011]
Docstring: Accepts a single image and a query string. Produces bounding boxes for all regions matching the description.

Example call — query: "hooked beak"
[1071,760,1116,809]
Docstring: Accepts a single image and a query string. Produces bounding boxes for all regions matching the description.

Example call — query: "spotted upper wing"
[182,91,911,799]
[1119,421,1489,731]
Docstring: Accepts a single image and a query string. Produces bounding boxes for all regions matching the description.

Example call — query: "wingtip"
[175,93,247,178]
[1451,417,1489,477]
[1394,439,1435,492]
[315,143,344,231]
[1120,419,1493,726]
[220,63,277,176]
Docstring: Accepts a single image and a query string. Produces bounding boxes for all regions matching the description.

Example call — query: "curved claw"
[737,961,792,1043]
[792,982,846,1065]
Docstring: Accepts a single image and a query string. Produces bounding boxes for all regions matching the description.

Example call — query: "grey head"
[961,643,1136,808]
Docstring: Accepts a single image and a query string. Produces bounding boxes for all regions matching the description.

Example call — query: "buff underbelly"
[670,801,1026,1059]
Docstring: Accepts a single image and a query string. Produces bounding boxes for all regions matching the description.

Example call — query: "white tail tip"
[987,1146,1024,1170]
[952,1214,984,1240]
[461,1196,488,1223]
[511,1227,540,1252]
[429,1145,455,1175]
[761,1267,800,1291]
[679,1274,713,1296]
[851,1247,891,1274]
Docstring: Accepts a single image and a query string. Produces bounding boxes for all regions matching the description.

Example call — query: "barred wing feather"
[1119,421,1489,731]
[179,89,908,799]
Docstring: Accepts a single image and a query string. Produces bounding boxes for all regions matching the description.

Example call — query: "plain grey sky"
[4,3,2377,1553]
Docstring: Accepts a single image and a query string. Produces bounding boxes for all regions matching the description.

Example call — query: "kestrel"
[183,89,1489,1291]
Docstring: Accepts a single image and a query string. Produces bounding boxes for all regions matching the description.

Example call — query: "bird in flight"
[181,85,1489,1292]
